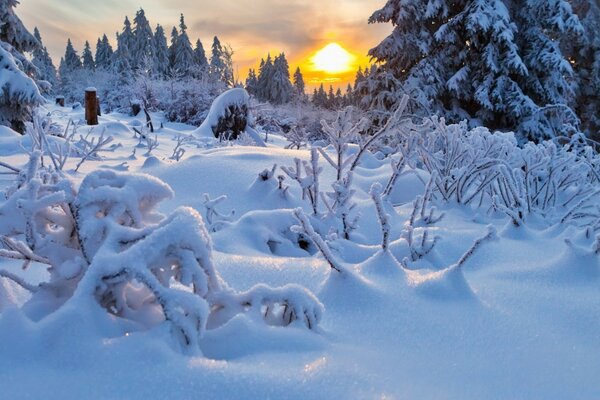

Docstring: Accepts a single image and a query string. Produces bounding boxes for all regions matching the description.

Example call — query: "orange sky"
[18,0,391,90]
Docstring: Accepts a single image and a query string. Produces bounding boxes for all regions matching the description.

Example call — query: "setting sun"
[309,43,357,75]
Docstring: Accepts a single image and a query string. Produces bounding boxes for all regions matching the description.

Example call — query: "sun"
[310,43,357,74]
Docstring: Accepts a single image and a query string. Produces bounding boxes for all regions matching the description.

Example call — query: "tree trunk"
[85,89,98,125]
[56,96,65,107]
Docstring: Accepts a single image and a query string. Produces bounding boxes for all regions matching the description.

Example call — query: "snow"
[1,103,600,399]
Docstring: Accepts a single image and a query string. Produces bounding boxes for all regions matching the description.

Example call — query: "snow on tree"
[194,88,265,146]
[0,0,43,132]
[209,36,226,83]
[81,40,95,70]
[293,67,305,98]
[114,16,134,76]
[168,26,178,70]
[256,55,274,101]
[245,68,258,96]
[0,44,43,132]
[132,8,154,70]
[194,38,208,76]
[173,14,195,76]
[152,24,169,77]
[269,53,294,104]
[62,38,82,72]
[94,34,114,70]
[365,0,585,143]
[516,0,584,141]
[31,27,57,89]
[568,0,600,139]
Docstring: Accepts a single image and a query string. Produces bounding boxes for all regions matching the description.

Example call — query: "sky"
[18,0,391,89]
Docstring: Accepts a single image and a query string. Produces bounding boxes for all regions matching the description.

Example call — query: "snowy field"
[1,103,600,400]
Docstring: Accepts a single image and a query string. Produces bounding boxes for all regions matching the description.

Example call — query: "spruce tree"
[209,36,225,82]
[95,34,114,70]
[168,26,178,70]
[270,53,294,104]
[256,55,274,101]
[132,8,154,70]
[0,0,43,132]
[115,16,134,72]
[245,68,258,96]
[153,24,169,77]
[31,27,57,88]
[63,38,82,71]
[293,67,305,98]
[194,39,208,77]
[173,14,195,76]
[82,40,95,70]
[366,0,585,142]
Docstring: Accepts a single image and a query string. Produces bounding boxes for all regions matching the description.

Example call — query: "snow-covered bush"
[0,160,323,354]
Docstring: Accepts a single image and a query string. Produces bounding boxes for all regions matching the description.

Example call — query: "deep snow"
[1,104,599,400]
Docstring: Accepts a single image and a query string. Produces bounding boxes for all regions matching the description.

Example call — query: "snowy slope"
[0,105,599,400]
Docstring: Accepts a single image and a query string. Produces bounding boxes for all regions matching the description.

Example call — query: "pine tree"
[270,53,294,104]
[153,24,169,77]
[194,39,208,76]
[63,38,82,71]
[571,0,600,138]
[293,67,305,98]
[132,8,154,70]
[509,0,582,140]
[245,68,258,96]
[366,0,585,142]
[95,34,114,70]
[115,16,134,72]
[256,55,273,101]
[173,14,195,76]
[31,27,57,88]
[312,83,327,108]
[209,36,226,82]
[168,26,178,70]
[0,0,43,132]
[82,40,95,70]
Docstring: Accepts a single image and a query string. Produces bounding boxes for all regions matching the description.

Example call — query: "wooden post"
[56,96,65,107]
[85,88,98,125]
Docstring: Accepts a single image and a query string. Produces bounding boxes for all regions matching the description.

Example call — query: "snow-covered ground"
[1,104,599,400]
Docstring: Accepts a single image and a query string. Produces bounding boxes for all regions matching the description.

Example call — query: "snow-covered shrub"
[0,161,323,354]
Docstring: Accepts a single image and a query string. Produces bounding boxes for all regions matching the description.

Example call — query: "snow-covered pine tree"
[94,34,114,70]
[114,31,133,84]
[256,55,274,101]
[132,8,154,70]
[221,43,235,86]
[365,0,586,142]
[0,0,43,132]
[0,44,43,132]
[114,16,134,73]
[209,36,226,83]
[516,0,584,141]
[245,68,258,96]
[153,24,169,77]
[173,14,195,76]
[168,26,178,70]
[31,27,57,88]
[566,0,600,139]
[312,83,327,108]
[435,0,531,134]
[81,40,95,70]
[0,0,37,76]
[293,66,305,98]
[194,38,208,77]
[270,53,294,104]
[62,38,82,72]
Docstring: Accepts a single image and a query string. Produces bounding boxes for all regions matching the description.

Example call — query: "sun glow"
[309,43,357,74]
